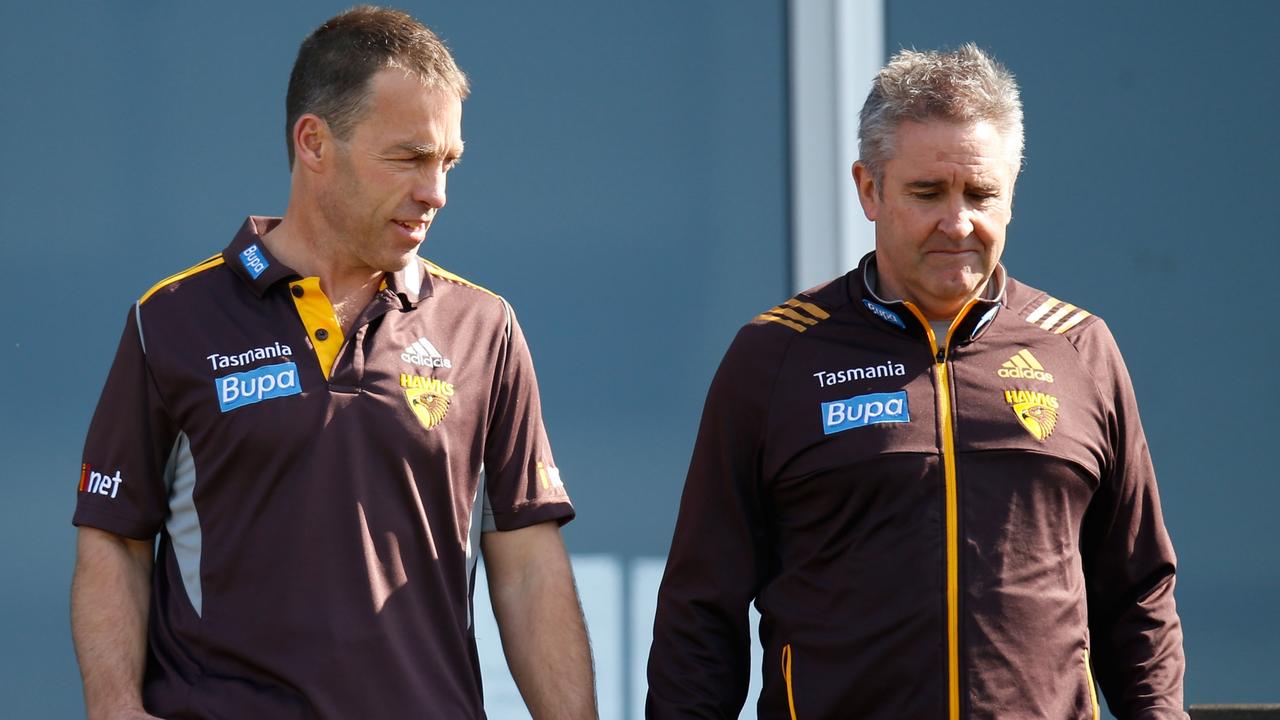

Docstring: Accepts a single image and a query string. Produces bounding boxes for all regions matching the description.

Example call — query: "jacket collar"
[854,251,1006,349]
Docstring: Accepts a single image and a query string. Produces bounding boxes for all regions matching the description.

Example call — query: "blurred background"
[2,1,1276,717]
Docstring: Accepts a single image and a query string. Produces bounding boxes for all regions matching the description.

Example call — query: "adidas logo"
[401,337,452,368]
[997,349,1053,382]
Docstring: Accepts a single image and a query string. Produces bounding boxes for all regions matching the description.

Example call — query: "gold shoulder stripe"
[1026,296,1059,323]
[1039,303,1076,331]
[758,314,809,333]
[423,259,498,297]
[1023,295,1093,334]
[768,307,819,326]
[784,299,830,320]
[755,298,832,333]
[139,254,225,304]
[1054,309,1092,334]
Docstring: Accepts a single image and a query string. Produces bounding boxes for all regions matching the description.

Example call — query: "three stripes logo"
[756,299,830,333]
[401,336,452,368]
[997,349,1054,382]
[1025,296,1091,334]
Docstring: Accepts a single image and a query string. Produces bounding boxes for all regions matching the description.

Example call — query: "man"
[71,7,596,719]
[647,45,1185,719]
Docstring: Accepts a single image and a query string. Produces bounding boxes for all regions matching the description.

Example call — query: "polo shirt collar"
[223,216,434,307]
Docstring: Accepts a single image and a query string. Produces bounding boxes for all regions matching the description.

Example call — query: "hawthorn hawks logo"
[1003,389,1060,441]
[400,374,455,430]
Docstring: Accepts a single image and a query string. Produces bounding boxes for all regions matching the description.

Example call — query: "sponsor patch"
[1004,389,1060,441]
[208,341,293,371]
[536,459,565,490]
[239,243,269,279]
[821,390,909,435]
[401,373,455,430]
[78,464,124,499]
[862,299,906,329]
[813,361,906,388]
[997,348,1054,383]
[216,361,302,412]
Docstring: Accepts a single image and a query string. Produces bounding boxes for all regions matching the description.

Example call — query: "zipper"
[781,643,797,720]
[902,300,976,720]
[1083,648,1100,720]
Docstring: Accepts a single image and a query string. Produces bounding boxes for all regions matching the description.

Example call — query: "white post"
[789,0,884,293]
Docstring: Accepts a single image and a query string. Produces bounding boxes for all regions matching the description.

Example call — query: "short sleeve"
[481,301,574,531]
[73,305,177,539]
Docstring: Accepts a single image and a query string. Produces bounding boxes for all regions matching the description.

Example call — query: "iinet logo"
[79,464,123,499]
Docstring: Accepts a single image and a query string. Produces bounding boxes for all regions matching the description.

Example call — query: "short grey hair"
[858,43,1023,189]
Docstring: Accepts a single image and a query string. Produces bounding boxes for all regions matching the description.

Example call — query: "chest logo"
[997,348,1054,382]
[813,361,906,388]
[1004,389,1060,441]
[401,373,455,430]
[821,391,909,435]
[402,336,453,369]
[216,361,301,412]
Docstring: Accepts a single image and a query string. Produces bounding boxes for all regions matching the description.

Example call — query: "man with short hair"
[71,7,596,719]
[647,44,1186,719]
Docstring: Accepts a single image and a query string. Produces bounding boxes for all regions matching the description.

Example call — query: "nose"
[937,196,974,241]
[412,166,448,210]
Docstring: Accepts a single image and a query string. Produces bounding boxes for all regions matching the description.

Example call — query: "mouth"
[392,219,430,242]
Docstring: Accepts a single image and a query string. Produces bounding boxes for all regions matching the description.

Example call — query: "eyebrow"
[391,141,465,159]
[905,179,1000,193]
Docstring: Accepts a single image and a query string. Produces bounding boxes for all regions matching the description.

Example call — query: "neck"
[264,201,384,335]
[264,202,382,299]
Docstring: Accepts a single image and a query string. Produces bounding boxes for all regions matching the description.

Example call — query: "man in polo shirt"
[647,45,1186,718]
[70,7,596,719]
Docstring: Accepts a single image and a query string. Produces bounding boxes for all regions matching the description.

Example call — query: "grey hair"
[858,43,1023,190]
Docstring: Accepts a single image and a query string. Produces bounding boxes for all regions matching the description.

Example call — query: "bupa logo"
[862,299,906,329]
[821,390,910,435]
[216,361,302,412]
[79,464,124,499]
[239,244,269,279]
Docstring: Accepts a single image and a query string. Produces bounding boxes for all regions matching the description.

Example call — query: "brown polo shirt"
[74,216,573,718]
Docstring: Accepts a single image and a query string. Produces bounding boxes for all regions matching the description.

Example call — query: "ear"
[852,161,880,221]
[292,114,330,173]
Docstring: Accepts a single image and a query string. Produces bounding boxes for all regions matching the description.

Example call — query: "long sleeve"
[646,325,780,718]
[1077,320,1186,719]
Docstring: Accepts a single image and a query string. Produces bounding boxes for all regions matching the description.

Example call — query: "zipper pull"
[936,346,946,363]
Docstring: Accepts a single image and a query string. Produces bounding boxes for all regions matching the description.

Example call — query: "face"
[854,119,1018,321]
[313,68,464,273]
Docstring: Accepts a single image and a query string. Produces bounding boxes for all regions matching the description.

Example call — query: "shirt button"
[315,328,329,341]
[291,286,304,298]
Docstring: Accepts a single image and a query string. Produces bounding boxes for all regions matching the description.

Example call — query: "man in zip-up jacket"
[647,44,1185,719]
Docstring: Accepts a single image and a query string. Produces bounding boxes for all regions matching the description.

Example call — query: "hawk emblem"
[405,386,451,430]
[1011,400,1058,441]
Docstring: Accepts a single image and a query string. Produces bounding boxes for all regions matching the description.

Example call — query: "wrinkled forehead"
[890,119,1021,181]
